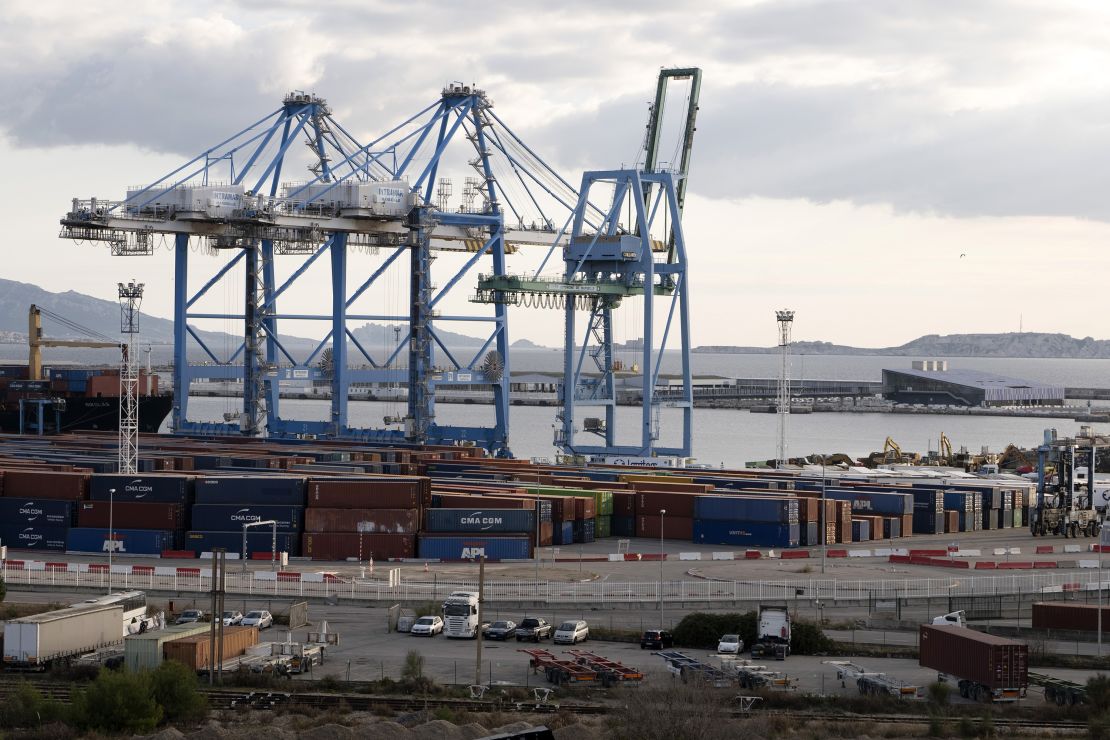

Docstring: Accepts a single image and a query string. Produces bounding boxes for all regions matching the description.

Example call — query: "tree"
[71,669,162,733]
[151,660,208,724]
[0,574,6,604]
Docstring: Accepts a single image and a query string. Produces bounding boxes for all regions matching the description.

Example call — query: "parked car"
[554,620,589,645]
[221,610,244,626]
[411,616,444,637]
[175,609,204,625]
[483,620,517,640]
[515,618,553,642]
[242,610,273,629]
[717,634,743,654]
[640,629,674,649]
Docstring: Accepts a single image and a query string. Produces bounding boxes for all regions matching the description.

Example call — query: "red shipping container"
[574,496,595,521]
[612,491,636,518]
[77,501,184,530]
[636,514,693,541]
[901,514,913,538]
[435,494,535,509]
[537,521,554,547]
[547,496,569,522]
[636,491,697,519]
[307,478,429,509]
[303,532,416,560]
[0,470,88,500]
[304,508,419,534]
[918,625,1027,692]
[1032,602,1110,632]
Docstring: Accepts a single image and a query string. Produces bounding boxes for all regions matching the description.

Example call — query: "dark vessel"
[0,365,173,434]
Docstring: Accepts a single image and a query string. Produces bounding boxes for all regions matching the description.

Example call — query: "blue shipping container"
[90,475,194,504]
[417,535,532,561]
[66,528,173,555]
[692,520,799,548]
[0,523,68,551]
[194,476,306,506]
[0,498,74,527]
[190,504,303,532]
[824,490,912,516]
[553,521,576,544]
[851,520,870,542]
[184,530,301,557]
[424,508,535,534]
[694,496,798,524]
[912,511,944,535]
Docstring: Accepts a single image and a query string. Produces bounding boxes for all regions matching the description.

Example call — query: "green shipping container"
[124,623,211,673]
[596,515,612,538]
[525,486,614,517]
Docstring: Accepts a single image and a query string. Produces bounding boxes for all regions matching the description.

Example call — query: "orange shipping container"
[162,625,258,671]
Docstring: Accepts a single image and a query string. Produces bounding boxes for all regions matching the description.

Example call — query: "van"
[554,620,589,645]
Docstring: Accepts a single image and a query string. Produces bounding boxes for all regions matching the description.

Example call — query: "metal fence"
[4,564,1106,605]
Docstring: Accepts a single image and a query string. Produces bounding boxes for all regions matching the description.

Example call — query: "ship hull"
[0,395,174,434]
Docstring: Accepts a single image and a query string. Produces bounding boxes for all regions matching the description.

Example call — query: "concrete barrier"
[1065,544,1083,553]
[848,550,872,558]
[679,552,702,561]
[608,554,624,562]
[712,552,734,561]
[744,550,762,560]
[1009,547,1022,555]
[301,573,324,582]
[781,550,810,559]
[951,549,981,558]
[996,562,1033,570]
[827,550,848,558]
[993,548,1007,556]
[1035,545,1055,555]
[1032,561,1057,569]
[1079,560,1100,569]
[254,571,277,581]
[974,561,997,569]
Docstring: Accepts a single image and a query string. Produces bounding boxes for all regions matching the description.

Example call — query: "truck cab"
[441,591,480,638]
[932,610,966,628]
[751,605,791,660]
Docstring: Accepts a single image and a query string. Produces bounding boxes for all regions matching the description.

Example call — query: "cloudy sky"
[3,0,1110,349]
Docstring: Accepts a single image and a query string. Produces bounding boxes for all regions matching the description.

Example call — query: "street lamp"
[820,457,827,574]
[659,509,666,629]
[107,488,115,594]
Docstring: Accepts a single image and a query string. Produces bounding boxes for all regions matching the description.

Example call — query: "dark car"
[482,620,518,640]
[515,617,553,642]
[640,629,674,649]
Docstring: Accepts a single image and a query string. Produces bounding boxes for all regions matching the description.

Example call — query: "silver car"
[241,610,273,629]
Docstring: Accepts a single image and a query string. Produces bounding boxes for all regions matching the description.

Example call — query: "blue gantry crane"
[59,86,597,453]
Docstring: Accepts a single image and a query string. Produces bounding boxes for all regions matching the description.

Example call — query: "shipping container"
[3,604,123,667]
[1,470,88,500]
[918,625,1027,697]
[693,495,799,524]
[302,532,414,560]
[77,501,184,530]
[635,491,696,519]
[194,476,305,506]
[823,490,912,516]
[417,534,533,561]
[89,474,194,504]
[637,514,693,540]
[1032,602,1110,632]
[610,516,634,538]
[912,510,943,535]
[66,528,174,555]
[553,520,576,544]
[190,504,303,532]
[424,508,535,534]
[692,520,799,548]
[0,498,74,527]
[124,623,211,672]
[851,519,870,542]
[573,518,596,544]
[162,625,259,671]
[306,478,428,509]
[0,522,68,551]
[184,530,300,557]
[305,508,419,534]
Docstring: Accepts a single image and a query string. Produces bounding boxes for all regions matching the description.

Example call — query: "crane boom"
[28,305,122,381]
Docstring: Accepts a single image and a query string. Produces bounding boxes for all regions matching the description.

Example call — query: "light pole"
[820,456,827,574]
[107,488,115,594]
[659,509,666,629]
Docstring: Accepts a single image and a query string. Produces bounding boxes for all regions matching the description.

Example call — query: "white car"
[553,620,589,645]
[221,610,244,626]
[411,616,444,637]
[717,634,743,654]
[241,610,273,629]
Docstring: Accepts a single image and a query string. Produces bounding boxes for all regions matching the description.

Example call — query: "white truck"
[4,604,124,670]
[932,610,966,628]
[442,591,481,638]
[751,605,792,660]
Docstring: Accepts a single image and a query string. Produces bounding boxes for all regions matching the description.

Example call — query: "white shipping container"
[3,604,124,667]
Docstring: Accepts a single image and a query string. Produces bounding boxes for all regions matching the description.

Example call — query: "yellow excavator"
[28,305,123,380]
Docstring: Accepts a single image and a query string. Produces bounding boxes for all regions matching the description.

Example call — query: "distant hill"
[695,333,1110,359]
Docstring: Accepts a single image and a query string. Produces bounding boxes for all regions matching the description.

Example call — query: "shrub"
[402,650,425,682]
[70,669,162,733]
[790,621,833,655]
[0,682,65,728]
[1090,675,1110,713]
[926,680,951,710]
[1091,712,1110,740]
[150,659,208,725]
[671,611,756,649]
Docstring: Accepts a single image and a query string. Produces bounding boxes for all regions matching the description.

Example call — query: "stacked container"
[691,495,799,547]
[186,476,304,557]
[302,477,422,560]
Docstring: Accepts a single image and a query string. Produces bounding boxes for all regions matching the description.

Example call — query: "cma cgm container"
[0,498,74,527]
[692,520,799,548]
[302,532,415,560]
[304,508,419,534]
[89,474,193,504]
[67,528,174,555]
[424,508,535,534]
[918,625,1027,702]
[417,534,533,561]
[3,604,124,668]
[194,476,305,506]
[190,504,303,532]
[1032,602,1110,632]
[693,495,799,524]
[184,530,300,557]
[77,501,184,530]
[0,523,68,551]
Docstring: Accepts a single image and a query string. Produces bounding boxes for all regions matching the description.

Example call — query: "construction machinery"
[1031,428,1104,537]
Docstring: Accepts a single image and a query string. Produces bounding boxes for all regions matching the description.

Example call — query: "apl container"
[692,520,799,548]
[184,530,301,557]
[823,490,913,516]
[0,498,74,527]
[194,476,306,506]
[693,495,799,524]
[417,534,533,561]
[66,528,174,555]
[89,474,194,504]
[0,523,68,550]
[190,504,303,532]
[424,508,535,534]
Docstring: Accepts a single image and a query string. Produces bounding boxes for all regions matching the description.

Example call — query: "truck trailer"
[918,625,1027,703]
[3,604,124,670]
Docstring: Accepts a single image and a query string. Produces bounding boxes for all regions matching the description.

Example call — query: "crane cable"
[36,306,118,344]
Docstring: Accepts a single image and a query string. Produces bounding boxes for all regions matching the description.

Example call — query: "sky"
[2,0,1110,350]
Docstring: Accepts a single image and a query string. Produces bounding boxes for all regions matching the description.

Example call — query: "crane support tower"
[118,280,144,474]
[59,86,604,454]
[775,309,794,467]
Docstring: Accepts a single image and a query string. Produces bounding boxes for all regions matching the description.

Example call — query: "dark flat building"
[882,364,1064,407]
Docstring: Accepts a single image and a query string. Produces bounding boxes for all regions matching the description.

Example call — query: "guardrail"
[3,563,1106,604]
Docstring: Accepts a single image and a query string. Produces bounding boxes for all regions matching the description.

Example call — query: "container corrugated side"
[305,508,420,534]
[3,604,123,666]
[693,495,799,524]
[416,534,533,561]
[0,498,74,527]
[162,625,259,671]
[302,532,415,560]
[194,476,306,506]
[918,625,1027,690]
[1032,602,1110,632]
[692,520,799,548]
[124,623,211,672]
[190,504,303,532]
[0,523,68,551]
[184,530,300,557]
[89,474,193,504]
[66,528,172,555]
[424,508,535,534]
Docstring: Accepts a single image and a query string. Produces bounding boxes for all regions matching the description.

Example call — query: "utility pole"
[775,310,794,467]
[659,509,666,628]
[107,488,115,593]
[117,280,144,474]
[474,556,485,687]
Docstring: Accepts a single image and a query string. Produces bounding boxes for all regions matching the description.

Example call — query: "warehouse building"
[882,361,1064,407]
